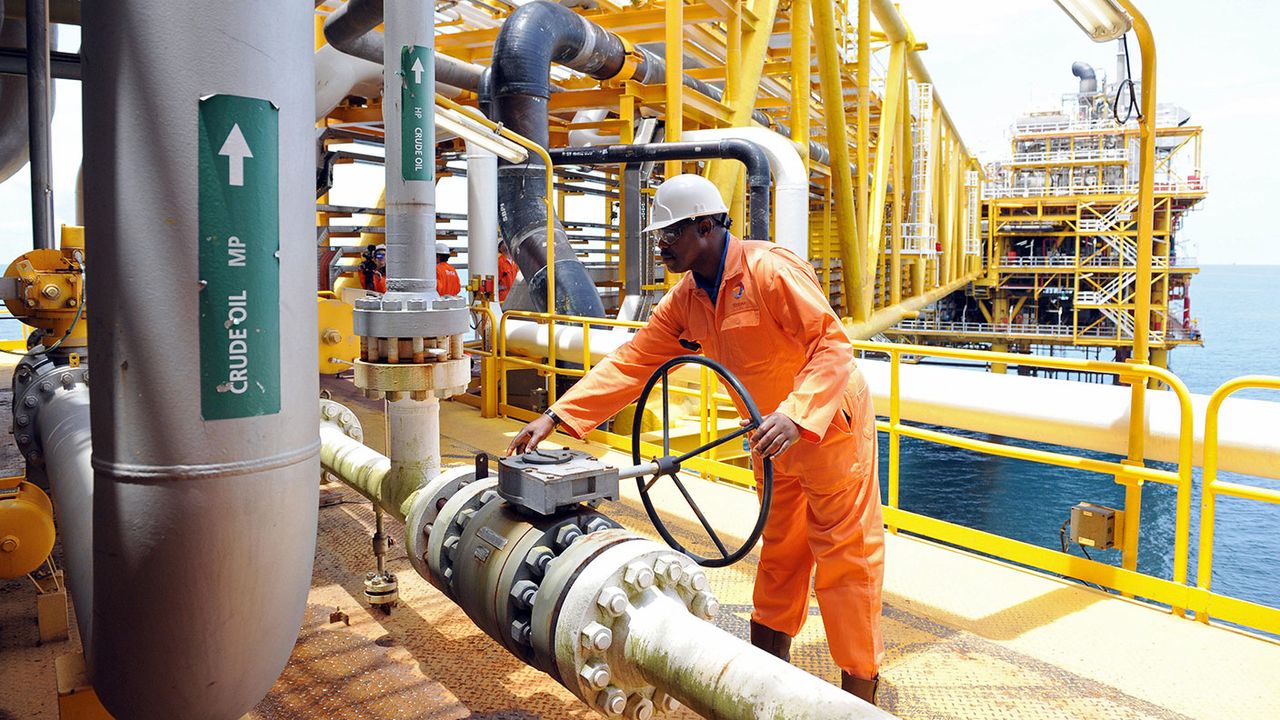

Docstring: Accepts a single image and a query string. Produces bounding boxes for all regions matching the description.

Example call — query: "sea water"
[881,265,1280,612]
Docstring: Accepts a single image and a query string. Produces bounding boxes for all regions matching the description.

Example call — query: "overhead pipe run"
[81,1,319,717]
[1072,61,1098,93]
[548,139,773,242]
[681,127,810,257]
[490,0,783,316]
[321,0,486,92]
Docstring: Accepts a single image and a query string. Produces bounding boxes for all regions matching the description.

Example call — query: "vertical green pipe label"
[197,94,281,420]
[401,45,434,182]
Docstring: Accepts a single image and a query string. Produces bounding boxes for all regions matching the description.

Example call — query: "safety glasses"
[654,220,692,248]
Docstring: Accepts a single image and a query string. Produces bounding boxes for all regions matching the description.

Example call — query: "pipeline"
[491,1,785,316]
[681,128,810,256]
[0,12,31,185]
[318,421,887,719]
[80,2,319,717]
[1072,61,1098,93]
[322,0,486,92]
[548,139,772,242]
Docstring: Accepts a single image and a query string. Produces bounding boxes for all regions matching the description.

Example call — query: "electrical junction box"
[498,448,619,516]
[1070,502,1117,550]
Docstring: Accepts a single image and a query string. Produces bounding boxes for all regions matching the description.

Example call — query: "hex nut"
[510,619,532,645]
[584,517,612,534]
[654,557,684,587]
[525,546,555,577]
[15,415,28,427]
[554,524,583,550]
[479,489,499,505]
[596,587,629,618]
[691,591,719,620]
[22,396,37,408]
[625,694,655,720]
[623,562,655,592]
[653,692,681,713]
[510,579,538,608]
[597,687,626,717]
[579,662,610,690]
[38,382,53,393]
[684,570,709,593]
[580,622,612,651]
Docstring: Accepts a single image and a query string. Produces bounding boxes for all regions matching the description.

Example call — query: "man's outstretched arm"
[507,295,689,455]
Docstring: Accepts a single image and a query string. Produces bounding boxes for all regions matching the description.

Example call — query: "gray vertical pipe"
[81,2,318,719]
[383,0,435,294]
[25,0,52,249]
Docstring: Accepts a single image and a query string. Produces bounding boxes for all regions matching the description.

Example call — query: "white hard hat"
[435,241,453,256]
[643,174,730,233]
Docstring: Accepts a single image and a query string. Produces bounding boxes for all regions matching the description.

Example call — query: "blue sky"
[1,6,1276,265]
[900,0,1280,265]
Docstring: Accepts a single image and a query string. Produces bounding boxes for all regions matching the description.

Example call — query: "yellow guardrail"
[1194,376,1280,633]
[482,310,1280,637]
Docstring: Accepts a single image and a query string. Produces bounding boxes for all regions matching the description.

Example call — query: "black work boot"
[748,620,792,663]
[841,672,880,705]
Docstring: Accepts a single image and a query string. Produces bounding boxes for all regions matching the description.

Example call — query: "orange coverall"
[436,261,461,296]
[549,236,884,678]
[498,252,518,302]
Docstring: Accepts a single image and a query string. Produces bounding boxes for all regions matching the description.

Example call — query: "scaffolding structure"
[315,0,983,331]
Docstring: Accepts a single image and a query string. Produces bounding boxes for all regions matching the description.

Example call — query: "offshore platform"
[0,1,1277,719]
[884,40,1206,375]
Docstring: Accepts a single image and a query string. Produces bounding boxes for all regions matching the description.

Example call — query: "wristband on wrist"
[543,409,562,428]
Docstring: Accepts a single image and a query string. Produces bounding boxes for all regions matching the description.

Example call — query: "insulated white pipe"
[467,143,498,279]
[502,321,1280,479]
[81,3,319,717]
[314,43,465,122]
[624,591,891,719]
[35,384,93,652]
[567,108,617,147]
[858,359,1280,481]
[388,395,440,493]
[681,127,809,257]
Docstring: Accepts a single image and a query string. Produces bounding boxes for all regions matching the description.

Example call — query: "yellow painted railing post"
[887,350,901,533]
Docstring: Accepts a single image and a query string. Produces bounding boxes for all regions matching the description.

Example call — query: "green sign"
[401,45,434,182]
[197,94,281,420]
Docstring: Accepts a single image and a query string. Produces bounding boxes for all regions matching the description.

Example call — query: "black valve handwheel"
[631,355,772,568]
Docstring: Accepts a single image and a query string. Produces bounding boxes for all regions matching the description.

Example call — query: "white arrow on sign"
[411,57,424,84]
[218,124,253,187]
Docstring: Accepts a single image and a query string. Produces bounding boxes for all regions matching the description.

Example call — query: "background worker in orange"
[507,174,885,702]
[435,240,461,296]
[497,239,518,302]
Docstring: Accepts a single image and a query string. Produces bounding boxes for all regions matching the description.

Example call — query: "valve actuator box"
[1069,502,1117,550]
[498,448,619,516]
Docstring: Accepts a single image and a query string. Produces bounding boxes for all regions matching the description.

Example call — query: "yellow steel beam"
[790,0,811,165]
[705,0,782,196]
[813,0,863,319]
[855,0,871,315]
[865,41,907,302]
[664,0,683,180]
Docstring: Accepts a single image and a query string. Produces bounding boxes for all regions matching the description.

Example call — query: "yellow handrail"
[479,309,1280,636]
[1195,375,1280,630]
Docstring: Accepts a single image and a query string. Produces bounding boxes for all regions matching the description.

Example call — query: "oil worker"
[359,243,387,293]
[436,240,462,296]
[497,239,518,302]
[505,174,885,703]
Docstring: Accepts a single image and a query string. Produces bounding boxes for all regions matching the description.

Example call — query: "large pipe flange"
[404,465,477,582]
[12,355,88,486]
[425,477,499,593]
[353,293,469,338]
[352,357,470,400]
[530,531,702,717]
